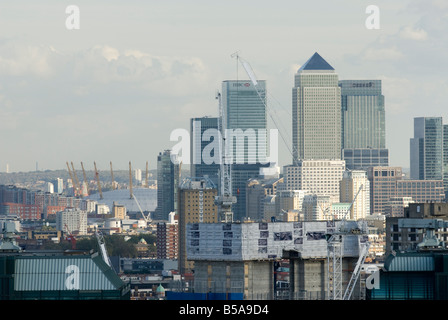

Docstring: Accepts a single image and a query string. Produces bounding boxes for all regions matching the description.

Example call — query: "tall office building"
[221,80,268,221]
[155,150,180,221]
[410,117,443,180]
[444,124,448,198]
[292,52,341,163]
[177,177,218,274]
[53,178,64,194]
[340,80,388,170]
[190,117,220,189]
[340,80,385,149]
[340,170,370,220]
[222,80,267,164]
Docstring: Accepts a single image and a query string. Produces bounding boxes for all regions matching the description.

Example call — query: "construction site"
[180,219,370,300]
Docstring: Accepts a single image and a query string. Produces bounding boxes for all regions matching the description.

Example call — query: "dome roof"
[86,187,157,213]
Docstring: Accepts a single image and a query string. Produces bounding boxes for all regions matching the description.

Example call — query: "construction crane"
[66,161,77,197]
[145,161,149,188]
[129,161,133,199]
[231,52,297,164]
[132,193,151,223]
[214,91,236,223]
[110,161,116,190]
[128,161,150,223]
[71,162,82,198]
[95,228,112,267]
[233,54,369,300]
[94,161,103,200]
[326,184,370,300]
[80,161,89,196]
[64,224,76,250]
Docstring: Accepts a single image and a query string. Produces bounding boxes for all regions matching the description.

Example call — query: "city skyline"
[0,1,447,172]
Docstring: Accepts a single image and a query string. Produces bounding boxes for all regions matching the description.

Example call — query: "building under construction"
[182,220,369,300]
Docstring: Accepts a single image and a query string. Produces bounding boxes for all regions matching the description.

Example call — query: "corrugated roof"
[384,253,435,272]
[14,254,125,291]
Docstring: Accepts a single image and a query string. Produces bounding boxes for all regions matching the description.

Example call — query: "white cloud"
[399,26,428,41]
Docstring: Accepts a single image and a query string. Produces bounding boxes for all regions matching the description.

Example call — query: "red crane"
[64,224,77,250]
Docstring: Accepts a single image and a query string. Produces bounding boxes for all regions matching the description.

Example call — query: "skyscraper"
[444,124,448,198]
[190,117,220,189]
[155,150,180,221]
[410,117,443,180]
[292,52,341,163]
[340,80,385,149]
[222,80,267,164]
[340,80,388,170]
[221,80,269,221]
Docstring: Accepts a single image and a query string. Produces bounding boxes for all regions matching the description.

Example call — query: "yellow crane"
[94,161,103,200]
[110,161,116,190]
[129,161,133,199]
[66,161,78,197]
[145,161,149,188]
[71,162,82,198]
[80,161,89,196]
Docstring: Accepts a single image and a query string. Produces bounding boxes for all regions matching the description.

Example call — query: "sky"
[0,0,447,173]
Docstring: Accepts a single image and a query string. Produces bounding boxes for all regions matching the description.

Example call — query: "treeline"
[41,233,156,258]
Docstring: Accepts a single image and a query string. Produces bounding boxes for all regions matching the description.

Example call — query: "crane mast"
[80,161,89,196]
[326,184,370,300]
[129,161,133,199]
[145,161,149,188]
[66,161,77,197]
[71,162,82,198]
[94,161,103,200]
[110,161,116,190]
[95,228,111,267]
[214,91,236,223]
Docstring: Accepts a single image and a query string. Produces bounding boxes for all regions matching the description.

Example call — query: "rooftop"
[299,52,335,71]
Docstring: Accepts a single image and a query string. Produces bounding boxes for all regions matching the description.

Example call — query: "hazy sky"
[0,1,447,173]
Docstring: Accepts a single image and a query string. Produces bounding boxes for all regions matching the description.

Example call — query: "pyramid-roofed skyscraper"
[292,52,341,163]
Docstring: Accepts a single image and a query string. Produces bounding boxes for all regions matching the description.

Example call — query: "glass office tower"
[340,80,385,149]
[340,80,388,170]
[221,80,268,221]
[410,117,443,180]
[155,150,180,221]
[190,117,220,189]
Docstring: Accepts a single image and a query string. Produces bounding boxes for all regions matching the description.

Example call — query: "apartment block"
[178,177,218,274]
[157,212,179,260]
